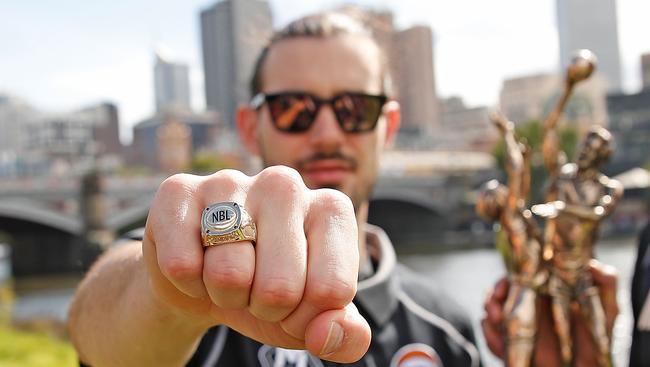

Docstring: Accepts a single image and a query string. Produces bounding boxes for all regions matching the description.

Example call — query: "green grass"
[0,326,77,367]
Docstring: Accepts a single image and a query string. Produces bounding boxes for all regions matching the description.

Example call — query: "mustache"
[296,151,357,169]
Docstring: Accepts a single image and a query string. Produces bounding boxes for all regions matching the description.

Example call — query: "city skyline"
[2,0,650,143]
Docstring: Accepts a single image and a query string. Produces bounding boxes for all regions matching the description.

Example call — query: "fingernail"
[320,321,345,356]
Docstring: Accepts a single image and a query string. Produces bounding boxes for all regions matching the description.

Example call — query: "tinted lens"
[265,94,318,132]
[332,93,385,132]
[264,92,386,133]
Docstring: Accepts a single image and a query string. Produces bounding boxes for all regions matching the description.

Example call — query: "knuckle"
[210,168,248,182]
[148,174,198,230]
[204,263,253,290]
[260,165,303,181]
[306,277,356,308]
[160,254,202,282]
[157,173,196,198]
[201,169,249,193]
[255,166,306,199]
[312,189,354,216]
[254,277,303,309]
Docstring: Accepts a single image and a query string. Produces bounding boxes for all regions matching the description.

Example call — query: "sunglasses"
[250,91,388,133]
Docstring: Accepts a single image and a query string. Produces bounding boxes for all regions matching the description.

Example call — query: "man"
[68,12,479,367]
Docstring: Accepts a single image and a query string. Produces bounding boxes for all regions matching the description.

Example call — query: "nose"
[308,104,345,152]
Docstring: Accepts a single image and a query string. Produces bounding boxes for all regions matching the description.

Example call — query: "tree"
[492,119,578,203]
[190,151,240,174]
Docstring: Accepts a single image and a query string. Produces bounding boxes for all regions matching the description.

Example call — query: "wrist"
[142,266,216,332]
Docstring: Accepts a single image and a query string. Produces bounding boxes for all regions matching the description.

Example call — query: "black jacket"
[630,220,650,367]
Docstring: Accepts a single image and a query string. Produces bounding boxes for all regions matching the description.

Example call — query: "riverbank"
[0,325,76,367]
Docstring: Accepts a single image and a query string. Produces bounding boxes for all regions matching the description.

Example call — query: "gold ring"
[201,202,256,247]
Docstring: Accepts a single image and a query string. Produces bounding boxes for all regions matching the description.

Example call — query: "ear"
[236,105,261,156]
[382,100,401,147]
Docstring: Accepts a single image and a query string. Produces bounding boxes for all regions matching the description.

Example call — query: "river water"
[10,238,637,366]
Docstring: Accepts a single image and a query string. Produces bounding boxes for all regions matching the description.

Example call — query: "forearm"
[68,242,209,366]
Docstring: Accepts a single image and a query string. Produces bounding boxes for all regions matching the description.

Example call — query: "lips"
[300,159,353,186]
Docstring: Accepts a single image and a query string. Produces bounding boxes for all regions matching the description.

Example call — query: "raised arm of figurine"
[542,49,597,181]
[491,111,524,211]
[542,116,562,180]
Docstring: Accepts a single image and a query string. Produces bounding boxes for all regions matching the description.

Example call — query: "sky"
[2,0,650,143]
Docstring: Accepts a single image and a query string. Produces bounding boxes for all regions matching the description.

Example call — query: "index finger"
[147,174,207,299]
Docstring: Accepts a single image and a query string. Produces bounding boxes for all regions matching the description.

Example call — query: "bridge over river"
[0,152,495,276]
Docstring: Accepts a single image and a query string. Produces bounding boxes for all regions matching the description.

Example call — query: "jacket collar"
[355,224,399,327]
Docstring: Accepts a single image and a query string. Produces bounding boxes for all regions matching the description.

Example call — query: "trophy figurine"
[476,113,547,367]
[478,49,623,366]
[532,49,623,367]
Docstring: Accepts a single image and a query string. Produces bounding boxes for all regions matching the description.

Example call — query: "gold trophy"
[478,49,623,367]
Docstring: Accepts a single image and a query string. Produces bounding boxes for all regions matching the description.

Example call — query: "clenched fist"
[143,166,371,362]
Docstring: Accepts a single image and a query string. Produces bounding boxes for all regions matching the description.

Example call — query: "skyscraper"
[393,26,439,136]
[556,0,622,92]
[154,49,191,113]
[200,0,273,127]
[336,6,439,148]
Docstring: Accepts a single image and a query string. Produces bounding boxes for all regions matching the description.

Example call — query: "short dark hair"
[249,12,393,97]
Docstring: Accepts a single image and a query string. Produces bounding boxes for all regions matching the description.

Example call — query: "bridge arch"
[369,192,447,250]
[0,200,81,235]
[0,202,87,276]
[106,199,151,235]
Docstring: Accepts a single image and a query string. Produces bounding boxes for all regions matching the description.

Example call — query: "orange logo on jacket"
[390,343,443,367]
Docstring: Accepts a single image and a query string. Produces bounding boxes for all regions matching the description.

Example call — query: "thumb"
[304,303,371,363]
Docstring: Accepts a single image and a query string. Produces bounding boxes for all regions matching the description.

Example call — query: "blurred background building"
[499,72,609,130]
[606,54,650,172]
[0,94,39,177]
[128,110,220,170]
[0,97,122,178]
[200,0,273,128]
[154,48,192,113]
[339,5,441,149]
[439,97,495,153]
[557,0,622,92]
[393,26,440,140]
